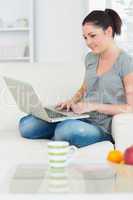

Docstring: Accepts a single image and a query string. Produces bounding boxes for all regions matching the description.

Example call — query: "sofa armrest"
[112,113,133,151]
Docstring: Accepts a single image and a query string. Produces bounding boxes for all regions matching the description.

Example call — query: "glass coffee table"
[0,160,133,195]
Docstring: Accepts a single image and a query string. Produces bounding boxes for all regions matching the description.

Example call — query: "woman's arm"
[95,73,133,115]
[56,82,87,111]
[71,81,87,103]
[71,73,133,115]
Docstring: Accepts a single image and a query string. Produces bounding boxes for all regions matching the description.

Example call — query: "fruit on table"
[107,150,123,163]
[124,145,133,165]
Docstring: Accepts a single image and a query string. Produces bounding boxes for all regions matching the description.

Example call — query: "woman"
[19,9,133,147]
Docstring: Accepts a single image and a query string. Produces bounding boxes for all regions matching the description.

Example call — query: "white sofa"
[0,62,133,164]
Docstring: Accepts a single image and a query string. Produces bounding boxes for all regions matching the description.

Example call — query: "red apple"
[124,145,133,165]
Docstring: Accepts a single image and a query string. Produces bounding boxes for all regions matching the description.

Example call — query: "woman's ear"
[105,26,113,37]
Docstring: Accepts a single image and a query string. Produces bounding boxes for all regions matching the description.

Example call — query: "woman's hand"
[56,99,75,112]
[71,102,97,114]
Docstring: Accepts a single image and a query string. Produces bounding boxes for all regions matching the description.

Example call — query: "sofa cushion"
[0,130,49,162]
[0,130,114,163]
[73,141,114,164]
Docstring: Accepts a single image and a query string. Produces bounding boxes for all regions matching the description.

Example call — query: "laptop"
[3,76,90,122]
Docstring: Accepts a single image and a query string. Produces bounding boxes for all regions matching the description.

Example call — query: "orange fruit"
[120,160,125,164]
[107,150,123,163]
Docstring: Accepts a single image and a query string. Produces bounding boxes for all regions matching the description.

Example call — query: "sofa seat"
[0,130,48,162]
[0,130,114,163]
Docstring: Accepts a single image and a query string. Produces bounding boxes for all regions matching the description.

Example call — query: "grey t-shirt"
[83,50,133,134]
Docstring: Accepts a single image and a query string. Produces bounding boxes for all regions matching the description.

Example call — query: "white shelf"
[0,0,34,63]
[0,57,30,61]
[0,28,30,32]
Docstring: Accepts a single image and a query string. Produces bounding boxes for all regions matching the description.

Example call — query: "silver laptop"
[4,76,90,122]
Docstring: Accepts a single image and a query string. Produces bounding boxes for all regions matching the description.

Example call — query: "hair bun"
[104,8,122,35]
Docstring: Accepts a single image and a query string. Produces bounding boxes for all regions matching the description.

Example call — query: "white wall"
[0,0,30,21]
[88,0,106,11]
[35,0,88,62]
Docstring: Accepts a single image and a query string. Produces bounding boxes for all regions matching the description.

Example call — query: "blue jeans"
[19,114,113,148]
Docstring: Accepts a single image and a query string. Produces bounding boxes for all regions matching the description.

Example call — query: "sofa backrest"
[0,62,85,131]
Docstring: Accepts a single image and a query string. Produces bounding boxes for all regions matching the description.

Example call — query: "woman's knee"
[54,119,104,147]
[54,119,90,140]
[19,115,55,139]
[19,115,37,139]
[54,120,73,141]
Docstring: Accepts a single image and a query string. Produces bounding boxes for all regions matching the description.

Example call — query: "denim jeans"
[19,114,113,148]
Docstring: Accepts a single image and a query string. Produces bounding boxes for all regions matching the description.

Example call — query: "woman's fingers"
[56,102,62,107]
[56,102,66,110]
[66,104,71,112]
[60,103,66,110]
[56,100,74,111]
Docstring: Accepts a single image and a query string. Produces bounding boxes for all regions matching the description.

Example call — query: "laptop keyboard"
[44,108,67,118]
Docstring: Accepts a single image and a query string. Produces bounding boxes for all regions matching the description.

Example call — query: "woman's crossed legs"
[19,115,113,147]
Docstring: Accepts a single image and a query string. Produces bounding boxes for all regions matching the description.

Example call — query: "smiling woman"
[19,8,133,148]
[82,9,122,54]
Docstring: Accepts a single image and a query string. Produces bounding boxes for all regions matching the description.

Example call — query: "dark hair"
[82,9,122,37]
